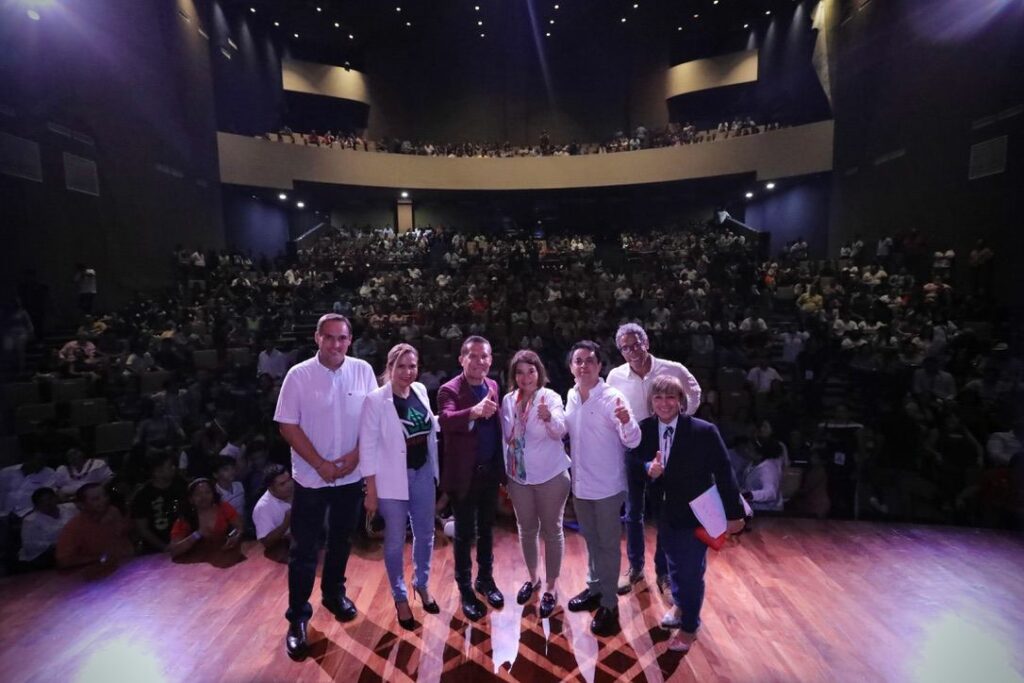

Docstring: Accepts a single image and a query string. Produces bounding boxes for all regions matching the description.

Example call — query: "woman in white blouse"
[500,349,569,618]
[359,343,440,630]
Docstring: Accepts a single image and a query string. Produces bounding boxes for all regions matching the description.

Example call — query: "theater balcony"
[217,120,833,192]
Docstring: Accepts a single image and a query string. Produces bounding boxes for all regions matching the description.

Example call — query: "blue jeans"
[658,522,708,634]
[378,464,436,602]
[286,481,362,624]
[624,472,667,576]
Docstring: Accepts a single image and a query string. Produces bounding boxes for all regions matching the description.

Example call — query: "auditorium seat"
[15,403,56,435]
[94,421,136,455]
[50,378,89,403]
[69,398,110,427]
[226,347,252,367]
[717,367,747,392]
[140,370,172,395]
[193,349,219,370]
[1,382,40,409]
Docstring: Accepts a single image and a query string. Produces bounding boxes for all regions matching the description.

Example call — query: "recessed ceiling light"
[249,7,256,13]
[677,26,682,30]
[745,192,754,199]
[633,3,639,8]
[480,32,485,37]
[273,21,280,26]
[765,10,771,15]
[621,17,627,23]
[396,6,401,12]
[406,21,411,26]
[554,4,560,9]
[316,6,322,12]
[766,182,776,189]
[694,14,699,19]
[334,22,340,27]
[278,193,287,200]
[478,20,483,25]
[401,191,409,198]
[349,33,354,39]
[714,0,719,4]
[744,23,749,28]
[475,5,480,10]
[296,201,305,208]
[546,31,551,36]
[550,19,555,24]
[293,33,299,38]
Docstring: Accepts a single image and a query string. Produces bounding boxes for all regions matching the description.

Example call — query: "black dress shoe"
[567,588,602,613]
[590,606,621,637]
[395,600,416,631]
[539,592,558,619]
[474,578,505,609]
[461,592,486,621]
[516,580,539,605]
[414,586,440,615]
[323,595,358,622]
[616,566,644,595]
[285,620,309,660]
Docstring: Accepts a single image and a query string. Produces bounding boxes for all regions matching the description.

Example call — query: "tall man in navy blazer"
[438,335,506,621]
[631,375,745,653]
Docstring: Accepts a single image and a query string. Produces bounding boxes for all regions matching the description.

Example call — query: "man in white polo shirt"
[274,313,377,660]
[252,463,294,557]
[607,322,701,595]
[564,340,641,637]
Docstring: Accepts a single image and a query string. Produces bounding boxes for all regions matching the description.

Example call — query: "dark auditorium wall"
[828,0,1024,298]
[743,174,831,258]
[221,192,290,259]
[0,0,224,312]
[362,4,669,146]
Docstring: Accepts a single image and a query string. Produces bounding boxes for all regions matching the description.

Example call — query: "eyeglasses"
[618,342,644,355]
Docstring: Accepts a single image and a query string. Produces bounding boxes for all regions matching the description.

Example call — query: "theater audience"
[168,478,243,562]
[54,448,113,500]
[212,456,245,519]
[130,453,187,553]
[0,452,57,519]
[252,463,292,558]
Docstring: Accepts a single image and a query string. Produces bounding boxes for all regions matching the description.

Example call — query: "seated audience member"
[0,452,57,518]
[130,452,187,553]
[19,487,77,570]
[252,464,293,560]
[134,398,185,448]
[54,448,113,500]
[212,456,245,519]
[912,356,957,403]
[747,358,783,396]
[741,420,786,512]
[256,339,293,380]
[169,478,244,562]
[56,483,135,569]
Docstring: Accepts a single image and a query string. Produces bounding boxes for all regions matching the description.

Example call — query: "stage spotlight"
[401,191,409,198]
[766,182,776,190]
[278,193,287,200]
[745,192,754,199]
[296,201,305,208]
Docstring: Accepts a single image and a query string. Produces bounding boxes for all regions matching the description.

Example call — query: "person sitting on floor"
[130,452,187,553]
[54,448,112,501]
[252,463,293,561]
[56,483,135,569]
[168,478,244,563]
[19,487,77,570]
[212,456,245,521]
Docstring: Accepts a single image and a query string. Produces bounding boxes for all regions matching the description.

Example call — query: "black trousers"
[452,471,500,595]
[286,481,362,624]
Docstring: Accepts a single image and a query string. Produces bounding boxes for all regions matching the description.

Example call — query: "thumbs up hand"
[472,384,499,420]
[614,396,631,425]
[648,449,665,480]
[537,393,552,422]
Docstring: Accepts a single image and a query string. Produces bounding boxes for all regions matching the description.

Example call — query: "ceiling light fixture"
[316,6,322,12]
[349,33,354,39]
[249,7,256,13]
[621,17,627,23]
[334,22,340,27]
[296,201,305,208]
[278,193,287,200]
[273,21,280,26]
[478,20,483,25]
[480,32,485,37]
[744,23,749,28]
[766,182,776,189]
[293,33,299,38]
[745,192,754,199]
[401,191,409,198]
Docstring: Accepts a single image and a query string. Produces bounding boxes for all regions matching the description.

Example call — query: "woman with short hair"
[500,349,569,618]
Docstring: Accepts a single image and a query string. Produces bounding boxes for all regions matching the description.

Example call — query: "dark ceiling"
[227,0,803,70]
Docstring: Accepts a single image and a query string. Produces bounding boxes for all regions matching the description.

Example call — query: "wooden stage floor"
[1,518,1022,683]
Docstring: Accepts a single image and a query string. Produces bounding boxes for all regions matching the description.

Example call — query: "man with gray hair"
[607,321,701,596]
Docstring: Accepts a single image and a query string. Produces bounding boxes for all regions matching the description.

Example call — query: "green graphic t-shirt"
[393,390,430,470]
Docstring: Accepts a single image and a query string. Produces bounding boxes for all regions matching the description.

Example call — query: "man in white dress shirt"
[564,340,641,636]
[607,323,700,595]
[274,314,377,660]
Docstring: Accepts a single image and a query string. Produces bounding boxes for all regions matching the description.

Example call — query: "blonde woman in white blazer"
[500,349,570,619]
[359,343,440,630]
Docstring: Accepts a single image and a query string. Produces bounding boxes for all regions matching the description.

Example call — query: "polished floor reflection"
[1,518,1022,682]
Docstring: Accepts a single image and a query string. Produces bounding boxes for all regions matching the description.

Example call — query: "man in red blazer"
[438,335,507,621]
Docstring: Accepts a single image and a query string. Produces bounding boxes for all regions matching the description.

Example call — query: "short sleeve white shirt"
[253,489,292,540]
[274,355,378,488]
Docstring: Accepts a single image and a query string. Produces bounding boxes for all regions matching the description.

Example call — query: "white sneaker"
[660,606,682,629]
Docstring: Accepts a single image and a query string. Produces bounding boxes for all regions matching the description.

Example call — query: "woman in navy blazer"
[359,343,440,629]
[630,375,745,653]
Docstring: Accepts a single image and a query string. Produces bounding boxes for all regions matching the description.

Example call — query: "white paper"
[689,483,728,537]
